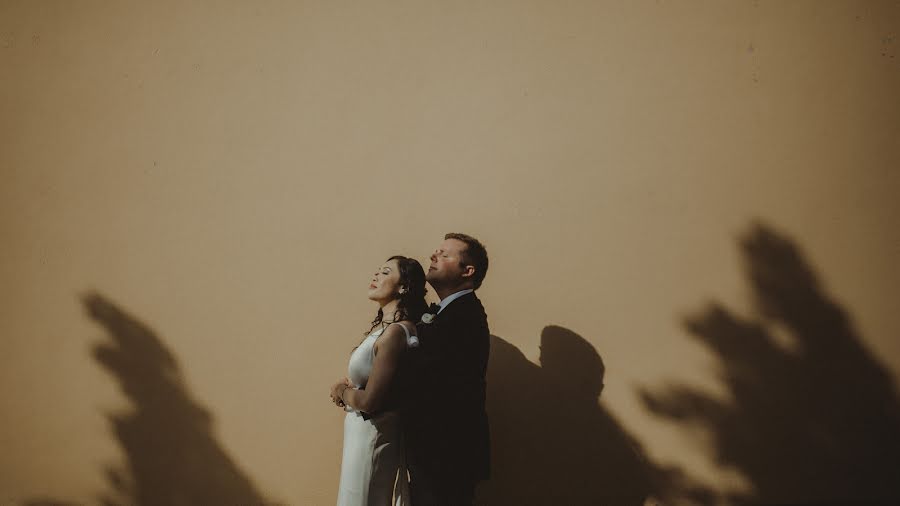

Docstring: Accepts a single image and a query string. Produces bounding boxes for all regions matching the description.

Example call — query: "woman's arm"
[340,323,409,414]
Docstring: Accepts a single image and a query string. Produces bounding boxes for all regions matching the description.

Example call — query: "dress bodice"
[347,323,419,390]
[347,328,383,389]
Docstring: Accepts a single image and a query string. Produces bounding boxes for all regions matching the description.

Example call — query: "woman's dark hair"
[365,255,428,335]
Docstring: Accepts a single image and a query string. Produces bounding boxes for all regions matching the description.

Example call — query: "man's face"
[426,238,468,287]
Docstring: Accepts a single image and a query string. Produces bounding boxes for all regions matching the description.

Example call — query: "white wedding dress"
[337,323,415,506]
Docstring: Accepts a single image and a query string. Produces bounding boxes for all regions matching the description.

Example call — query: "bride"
[330,255,428,506]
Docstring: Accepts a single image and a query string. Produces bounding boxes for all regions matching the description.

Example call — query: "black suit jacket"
[403,291,491,483]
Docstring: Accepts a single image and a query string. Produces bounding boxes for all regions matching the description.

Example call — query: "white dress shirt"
[436,289,474,314]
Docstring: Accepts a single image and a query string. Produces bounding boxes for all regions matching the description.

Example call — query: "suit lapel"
[435,291,475,322]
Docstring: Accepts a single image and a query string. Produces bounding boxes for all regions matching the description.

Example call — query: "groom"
[404,233,491,506]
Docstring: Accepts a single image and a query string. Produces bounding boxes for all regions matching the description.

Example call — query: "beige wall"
[2,1,899,504]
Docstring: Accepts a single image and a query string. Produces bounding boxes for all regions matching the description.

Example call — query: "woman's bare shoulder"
[373,323,408,354]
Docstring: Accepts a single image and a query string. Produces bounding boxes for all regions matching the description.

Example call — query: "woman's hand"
[330,378,352,407]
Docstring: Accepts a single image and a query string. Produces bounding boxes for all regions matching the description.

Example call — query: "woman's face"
[367,259,402,304]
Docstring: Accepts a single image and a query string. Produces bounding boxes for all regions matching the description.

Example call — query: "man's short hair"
[445,232,488,290]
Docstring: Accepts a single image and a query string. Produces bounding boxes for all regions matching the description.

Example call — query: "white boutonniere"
[421,313,435,324]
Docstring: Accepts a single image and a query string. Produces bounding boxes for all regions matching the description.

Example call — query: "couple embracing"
[330,233,491,506]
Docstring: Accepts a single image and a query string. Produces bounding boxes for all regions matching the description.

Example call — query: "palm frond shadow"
[640,222,900,504]
[80,293,269,505]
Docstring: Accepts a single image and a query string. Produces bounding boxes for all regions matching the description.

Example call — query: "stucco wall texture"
[2,1,899,504]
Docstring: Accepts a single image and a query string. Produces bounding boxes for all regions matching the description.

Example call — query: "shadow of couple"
[478,327,661,506]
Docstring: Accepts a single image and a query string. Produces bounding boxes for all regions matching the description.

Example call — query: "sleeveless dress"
[337,323,417,506]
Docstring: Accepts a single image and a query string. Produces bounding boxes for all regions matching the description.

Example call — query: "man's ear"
[461,265,476,279]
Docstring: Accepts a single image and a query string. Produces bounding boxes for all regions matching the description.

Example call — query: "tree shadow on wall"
[478,326,692,506]
[640,222,900,505]
[60,293,270,505]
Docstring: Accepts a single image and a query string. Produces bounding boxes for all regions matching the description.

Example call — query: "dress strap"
[389,322,419,348]
[391,322,411,339]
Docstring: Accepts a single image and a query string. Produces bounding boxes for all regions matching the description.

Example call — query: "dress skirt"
[337,409,410,506]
